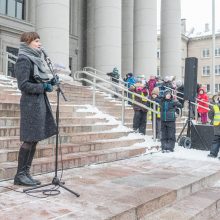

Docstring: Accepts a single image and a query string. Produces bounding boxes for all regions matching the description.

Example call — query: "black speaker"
[191,124,214,150]
[184,57,198,101]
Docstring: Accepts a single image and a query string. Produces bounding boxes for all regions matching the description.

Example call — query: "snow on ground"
[75,104,220,163]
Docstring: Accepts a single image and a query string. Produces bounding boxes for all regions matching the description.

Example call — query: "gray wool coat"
[15,54,57,142]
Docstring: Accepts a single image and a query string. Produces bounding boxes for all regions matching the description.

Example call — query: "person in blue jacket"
[160,89,182,152]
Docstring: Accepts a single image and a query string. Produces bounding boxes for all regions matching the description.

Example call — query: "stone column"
[133,0,157,78]
[93,0,121,74]
[122,0,134,77]
[87,0,95,68]
[36,0,69,72]
[160,0,181,79]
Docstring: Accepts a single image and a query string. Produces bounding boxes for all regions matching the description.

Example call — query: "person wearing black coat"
[160,89,182,152]
[14,32,57,186]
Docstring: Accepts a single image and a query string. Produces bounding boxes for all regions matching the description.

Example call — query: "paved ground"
[0,148,220,220]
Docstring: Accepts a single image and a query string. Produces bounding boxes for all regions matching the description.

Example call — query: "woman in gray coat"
[14,32,57,186]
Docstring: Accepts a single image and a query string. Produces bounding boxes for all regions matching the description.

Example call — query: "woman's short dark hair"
[20,32,40,44]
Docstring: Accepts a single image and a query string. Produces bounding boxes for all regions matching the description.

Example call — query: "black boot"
[25,143,41,185]
[14,147,36,186]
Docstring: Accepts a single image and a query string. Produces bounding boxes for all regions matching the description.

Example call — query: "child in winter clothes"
[129,81,149,135]
[207,94,220,158]
[160,89,182,152]
[124,73,136,105]
[149,87,161,140]
[197,87,209,124]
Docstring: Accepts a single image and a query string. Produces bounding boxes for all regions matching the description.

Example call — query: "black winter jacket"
[160,98,182,122]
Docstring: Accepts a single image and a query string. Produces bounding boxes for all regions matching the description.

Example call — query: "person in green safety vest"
[208,94,220,158]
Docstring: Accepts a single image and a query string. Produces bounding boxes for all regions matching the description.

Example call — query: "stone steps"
[0,123,119,137]
[144,187,220,220]
[0,116,107,127]
[0,131,131,148]
[0,144,147,180]
[0,136,145,162]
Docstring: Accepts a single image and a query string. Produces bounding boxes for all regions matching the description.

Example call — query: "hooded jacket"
[160,90,182,122]
[197,88,209,113]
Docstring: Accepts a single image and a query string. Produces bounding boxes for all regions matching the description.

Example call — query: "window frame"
[202,48,210,58]
[0,0,25,20]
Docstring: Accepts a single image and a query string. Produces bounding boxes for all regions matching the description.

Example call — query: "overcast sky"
[158,0,220,32]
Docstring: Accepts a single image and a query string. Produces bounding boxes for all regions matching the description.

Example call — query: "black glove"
[50,76,59,86]
[43,83,53,92]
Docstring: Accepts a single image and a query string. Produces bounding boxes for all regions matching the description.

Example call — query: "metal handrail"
[83,66,129,87]
[74,69,160,141]
[163,85,212,111]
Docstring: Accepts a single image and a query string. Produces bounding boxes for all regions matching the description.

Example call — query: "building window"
[202,48,210,58]
[215,65,220,75]
[205,84,210,93]
[6,46,19,78]
[0,0,24,20]
[215,48,220,57]
[157,66,160,76]
[202,66,210,76]
[215,84,220,93]
[157,49,160,59]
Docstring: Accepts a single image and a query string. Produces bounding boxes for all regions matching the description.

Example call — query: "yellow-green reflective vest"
[148,107,161,120]
[213,105,220,126]
[132,92,147,102]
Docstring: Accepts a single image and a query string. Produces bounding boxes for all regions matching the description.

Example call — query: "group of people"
[13,31,220,187]
[125,73,182,153]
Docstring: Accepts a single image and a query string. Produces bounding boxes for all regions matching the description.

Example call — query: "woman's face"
[29,38,41,49]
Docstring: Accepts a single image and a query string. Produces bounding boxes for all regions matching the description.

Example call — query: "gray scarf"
[18,42,49,82]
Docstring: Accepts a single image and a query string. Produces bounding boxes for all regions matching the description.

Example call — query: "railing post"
[121,86,125,125]
[92,71,96,107]
[195,100,198,122]
[153,102,156,142]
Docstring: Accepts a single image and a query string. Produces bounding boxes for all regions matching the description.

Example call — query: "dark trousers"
[210,135,220,156]
[133,110,147,135]
[161,121,176,150]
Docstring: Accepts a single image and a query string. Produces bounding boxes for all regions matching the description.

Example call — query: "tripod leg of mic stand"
[58,182,80,197]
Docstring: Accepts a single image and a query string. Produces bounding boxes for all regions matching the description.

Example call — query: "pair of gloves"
[43,76,59,92]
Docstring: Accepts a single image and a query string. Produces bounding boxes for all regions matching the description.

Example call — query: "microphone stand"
[23,55,80,197]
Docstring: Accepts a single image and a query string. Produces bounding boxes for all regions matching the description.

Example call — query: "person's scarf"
[18,42,49,82]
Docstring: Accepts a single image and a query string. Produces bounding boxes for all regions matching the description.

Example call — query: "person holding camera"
[14,32,58,186]
[160,89,182,152]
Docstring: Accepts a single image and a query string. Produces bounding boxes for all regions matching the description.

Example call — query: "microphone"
[40,47,50,61]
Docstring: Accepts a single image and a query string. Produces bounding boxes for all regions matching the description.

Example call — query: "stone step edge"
[0,137,145,160]
[0,145,149,181]
[106,170,220,220]
[144,186,220,220]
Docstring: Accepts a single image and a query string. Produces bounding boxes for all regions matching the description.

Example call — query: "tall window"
[202,66,210,76]
[157,66,160,76]
[157,49,160,59]
[215,48,220,57]
[215,65,220,75]
[0,0,24,20]
[205,84,210,93]
[215,84,220,93]
[202,48,210,58]
[6,46,19,78]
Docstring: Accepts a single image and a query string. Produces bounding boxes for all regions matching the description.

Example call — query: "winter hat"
[164,76,170,82]
[164,89,172,96]
[176,80,183,88]
[151,87,159,96]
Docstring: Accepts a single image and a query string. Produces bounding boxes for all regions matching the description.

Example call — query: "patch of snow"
[76,104,121,125]
[156,144,219,163]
